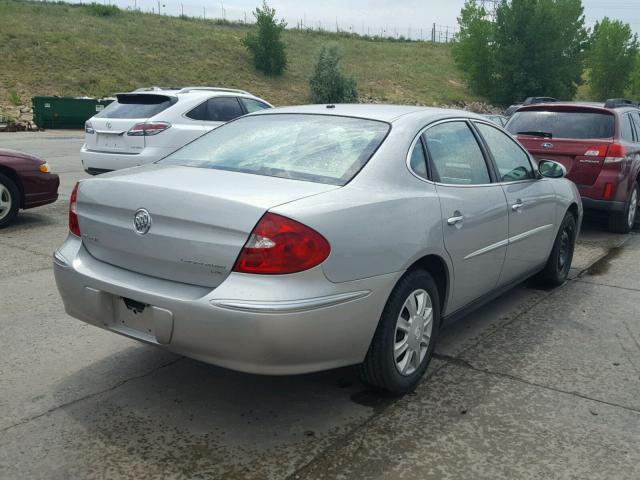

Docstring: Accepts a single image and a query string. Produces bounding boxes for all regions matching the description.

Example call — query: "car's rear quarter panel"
[272,123,450,285]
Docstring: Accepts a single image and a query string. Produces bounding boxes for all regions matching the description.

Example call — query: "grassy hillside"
[0,0,479,109]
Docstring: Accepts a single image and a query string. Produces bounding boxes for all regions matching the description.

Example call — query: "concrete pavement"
[0,131,638,479]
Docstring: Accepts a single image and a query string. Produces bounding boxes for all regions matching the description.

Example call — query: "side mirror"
[538,159,566,179]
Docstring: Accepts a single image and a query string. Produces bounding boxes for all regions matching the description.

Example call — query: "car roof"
[116,87,262,100]
[250,104,483,123]
[516,101,639,114]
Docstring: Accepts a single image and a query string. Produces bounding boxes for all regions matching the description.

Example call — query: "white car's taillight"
[233,213,331,274]
[69,182,80,237]
[127,122,171,136]
[85,121,95,134]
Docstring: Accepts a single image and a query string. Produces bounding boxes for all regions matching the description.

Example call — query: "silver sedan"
[54,105,582,394]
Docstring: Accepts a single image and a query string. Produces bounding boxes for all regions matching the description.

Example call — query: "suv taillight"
[69,182,80,237]
[604,143,627,164]
[127,122,171,136]
[85,121,95,134]
[233,213,331,274]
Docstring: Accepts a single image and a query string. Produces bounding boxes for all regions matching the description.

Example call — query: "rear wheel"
[0,173,19,228]
[608,183,638,234]
[538,211,576,287]
[360,270,440,395]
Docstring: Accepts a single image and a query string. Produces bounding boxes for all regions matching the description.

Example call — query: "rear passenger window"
[206,97,244,122]
[424,122,491,185]
[185,101,208,121]
[475,122,534,182]
[241,98,271,113]
[409,139,429,179]
[621,114,635,141]
[631,112,640,141]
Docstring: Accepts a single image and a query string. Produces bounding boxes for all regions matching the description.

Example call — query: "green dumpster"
[32,96,113,129]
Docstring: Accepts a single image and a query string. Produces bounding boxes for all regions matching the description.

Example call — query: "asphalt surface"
[1,131,639,479]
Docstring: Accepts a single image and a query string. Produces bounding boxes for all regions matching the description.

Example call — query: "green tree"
[630,55,640,97]
[454,0,588,104]
[452,1,495,97]
[587,17,638,100]
[242,1,287,76]
[309,44,358,103]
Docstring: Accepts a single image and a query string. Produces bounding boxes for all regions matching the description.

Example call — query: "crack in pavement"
[575,278,640,293]
[0,357,183,434]
[433,352,640,414]
[283,359,452,480]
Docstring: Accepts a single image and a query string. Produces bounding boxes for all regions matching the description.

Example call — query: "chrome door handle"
[447,215,464,225]
[512,201,524,211]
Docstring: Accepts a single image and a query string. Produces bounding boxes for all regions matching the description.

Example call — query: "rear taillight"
[604,143,627,164]
[233,213,331,275]
[69,182,80,237]
[584,145,608,157]
[127,122,171,136]
[85,121,95,134]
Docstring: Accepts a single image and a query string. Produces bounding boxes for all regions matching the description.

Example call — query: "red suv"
[507,100,640,233]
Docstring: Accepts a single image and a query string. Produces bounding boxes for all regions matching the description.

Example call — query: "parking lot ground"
[0,131,639,479]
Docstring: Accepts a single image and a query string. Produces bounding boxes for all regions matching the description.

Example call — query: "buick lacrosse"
[54,105,582,394]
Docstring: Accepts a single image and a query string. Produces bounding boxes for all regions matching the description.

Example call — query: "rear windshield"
[506,110,615,139]
[96,94,175,119]
[159,114,390,185]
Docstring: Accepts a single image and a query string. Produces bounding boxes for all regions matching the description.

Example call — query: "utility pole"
[203,6,206,19]
[157,0,160,14]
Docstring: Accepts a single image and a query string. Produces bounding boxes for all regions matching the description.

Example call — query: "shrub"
[309,44,358,103]
[8,91,21,106]
[87,3,120,17]
[242,2,287,76]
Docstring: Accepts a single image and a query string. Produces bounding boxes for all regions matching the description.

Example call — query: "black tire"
[360,269,441,395]
[608,183,639,234]
[0,173,20,229]
[538,211,577,287]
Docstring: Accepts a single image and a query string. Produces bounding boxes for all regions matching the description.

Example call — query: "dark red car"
[0,148,60,228]
[507,100,640,233]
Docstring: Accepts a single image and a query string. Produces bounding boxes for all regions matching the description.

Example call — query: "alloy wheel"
[394,289,433,376]
[0,184,12,221]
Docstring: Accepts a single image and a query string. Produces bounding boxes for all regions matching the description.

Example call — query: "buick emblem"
[542,142,554,149]
[106,121,112,129]
[133,208,152,235]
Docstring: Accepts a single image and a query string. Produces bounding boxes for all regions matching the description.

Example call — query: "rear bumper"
[80,145,175,172]
[580,197,626,212]
[53,235,398,375]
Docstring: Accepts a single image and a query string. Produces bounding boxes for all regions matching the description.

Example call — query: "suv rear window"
[96,94,175,119]
[506,110,615,139]
[160,114,390,185]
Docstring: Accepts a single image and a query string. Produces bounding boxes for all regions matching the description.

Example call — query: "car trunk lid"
[516,136,613,186]
[85,93,176,155]
[76,165,338,288]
